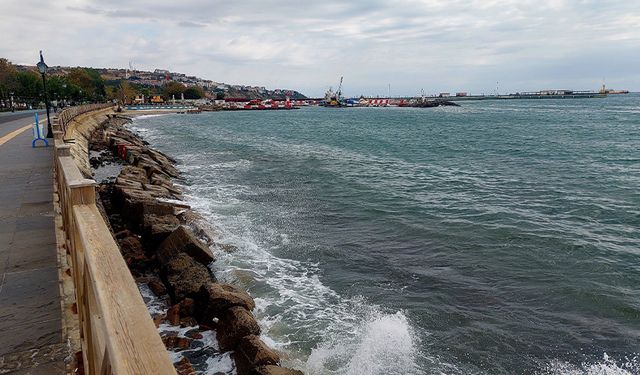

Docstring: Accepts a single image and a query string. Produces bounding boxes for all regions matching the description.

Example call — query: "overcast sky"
[1,0,638,97]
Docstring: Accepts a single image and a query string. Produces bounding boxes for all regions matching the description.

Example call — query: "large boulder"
[250,365,304,375]
[233,335,280,374]
[251,366,304,375]
[195,283,255,322]
[216,306,261,351]
[120,166,148,183]
[117,235,147,268]
[115,176,143,190]
[144,148,180,177]
[174,357,196,375]
[143,183,172,198]
[162,253,215,302]
[115,186,153,209]
[147,277,167,297]
[130,200,176,229]
[156,226,214,266]
[141,214,180,249]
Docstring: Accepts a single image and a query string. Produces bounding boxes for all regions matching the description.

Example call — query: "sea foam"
[540,353,639,375]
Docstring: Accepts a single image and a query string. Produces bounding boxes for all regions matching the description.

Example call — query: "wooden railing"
[53,107,176,375]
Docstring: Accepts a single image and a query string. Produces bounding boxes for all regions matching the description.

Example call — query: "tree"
[46,75,69,102]
[183,86,205,99]
[105,86,117,101]
[84,68,106,100]
[162,81,185,100]
[0,58,18,108]
[117,80,137,104]
[15,71,42,105]
[66,68,93,97]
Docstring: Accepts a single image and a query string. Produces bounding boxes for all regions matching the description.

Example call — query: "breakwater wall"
[53,104,177,374]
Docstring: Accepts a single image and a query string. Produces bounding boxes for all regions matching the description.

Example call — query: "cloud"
[177,21,208,28]
[0,0,638,96]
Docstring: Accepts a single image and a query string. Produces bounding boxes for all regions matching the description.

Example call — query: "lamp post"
[36,51,53,138]
[10,92,14,112]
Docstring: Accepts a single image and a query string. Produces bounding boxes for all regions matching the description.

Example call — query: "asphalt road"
[0,110,48,138]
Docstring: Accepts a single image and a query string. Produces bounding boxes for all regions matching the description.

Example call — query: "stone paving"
[0,113,65,374]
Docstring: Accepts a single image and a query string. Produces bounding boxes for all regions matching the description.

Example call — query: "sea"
[130,94,640,375]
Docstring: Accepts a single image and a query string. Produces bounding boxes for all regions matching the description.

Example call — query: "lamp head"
[36,50,47,74]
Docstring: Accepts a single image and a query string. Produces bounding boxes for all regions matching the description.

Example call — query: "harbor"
[317,78,626,108]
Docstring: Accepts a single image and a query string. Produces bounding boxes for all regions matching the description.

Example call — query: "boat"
[323,77,344,107]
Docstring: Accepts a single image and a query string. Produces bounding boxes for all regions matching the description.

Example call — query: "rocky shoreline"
[88,114,303,375]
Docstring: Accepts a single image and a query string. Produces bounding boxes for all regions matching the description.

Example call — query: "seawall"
[58,105,303,374]
[53,104,177,374]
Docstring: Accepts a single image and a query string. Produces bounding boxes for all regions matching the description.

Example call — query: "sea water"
[130,94,640,374]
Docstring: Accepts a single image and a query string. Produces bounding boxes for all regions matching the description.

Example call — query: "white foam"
[540,353,639,375]
[306,310,421,375]
[204,352,236,374]
[132,113,173,120]
[138,283,169,316]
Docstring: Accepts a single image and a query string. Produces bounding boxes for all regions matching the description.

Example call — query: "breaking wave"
[540,354,639,375]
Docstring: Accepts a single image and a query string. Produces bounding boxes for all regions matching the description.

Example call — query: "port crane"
[323,76,344,107]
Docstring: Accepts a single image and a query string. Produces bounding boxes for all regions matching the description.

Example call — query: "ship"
[323,77,344,107]
[599,84,629,95]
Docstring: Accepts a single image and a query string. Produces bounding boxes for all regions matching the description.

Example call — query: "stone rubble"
[90,115,303,375]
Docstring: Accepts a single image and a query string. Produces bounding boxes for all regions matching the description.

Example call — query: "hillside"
[38,66,307,100]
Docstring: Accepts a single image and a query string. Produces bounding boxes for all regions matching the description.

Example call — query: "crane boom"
[336,76,343,99]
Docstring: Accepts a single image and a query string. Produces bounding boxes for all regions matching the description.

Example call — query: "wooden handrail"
[54,106,176,375]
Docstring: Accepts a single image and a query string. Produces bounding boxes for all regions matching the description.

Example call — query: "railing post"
[54,141,71,157]
[69,180,96,206]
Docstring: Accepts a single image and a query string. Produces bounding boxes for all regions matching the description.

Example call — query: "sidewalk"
[0,116,65,373]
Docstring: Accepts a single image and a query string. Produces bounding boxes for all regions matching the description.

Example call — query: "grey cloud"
[178,21,208,28]
[2,0,639,96]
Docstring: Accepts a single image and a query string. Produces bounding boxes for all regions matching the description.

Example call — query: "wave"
[181,188,424,374]
[132,113,173,120]
[306,309,421,375]
[540,353,639,375]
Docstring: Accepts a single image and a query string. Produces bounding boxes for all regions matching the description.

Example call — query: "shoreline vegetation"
[88,113,303,375]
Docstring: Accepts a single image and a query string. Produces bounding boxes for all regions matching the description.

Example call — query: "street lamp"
[10,92,14,112]
[36,50,53,138]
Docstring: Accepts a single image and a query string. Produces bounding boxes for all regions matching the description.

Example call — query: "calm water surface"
[131,95,640,374]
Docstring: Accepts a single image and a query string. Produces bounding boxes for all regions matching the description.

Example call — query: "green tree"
[0,58,18,108]
[117,80,137,104]
[15,71,42,105]
[162,81,185,100]
[46,75,69,102]
[183,86,205,99]
[67,68,99,101]
[84,68,106,100]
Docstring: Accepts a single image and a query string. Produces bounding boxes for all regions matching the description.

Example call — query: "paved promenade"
[0,111,65,374]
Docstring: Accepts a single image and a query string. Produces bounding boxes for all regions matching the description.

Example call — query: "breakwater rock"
[410,99,460,107]
[89,115,303,375]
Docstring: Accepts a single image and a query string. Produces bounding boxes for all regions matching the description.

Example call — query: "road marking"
[0,123,34,146]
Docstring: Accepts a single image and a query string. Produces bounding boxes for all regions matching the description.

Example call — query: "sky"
[1,0,639,97]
